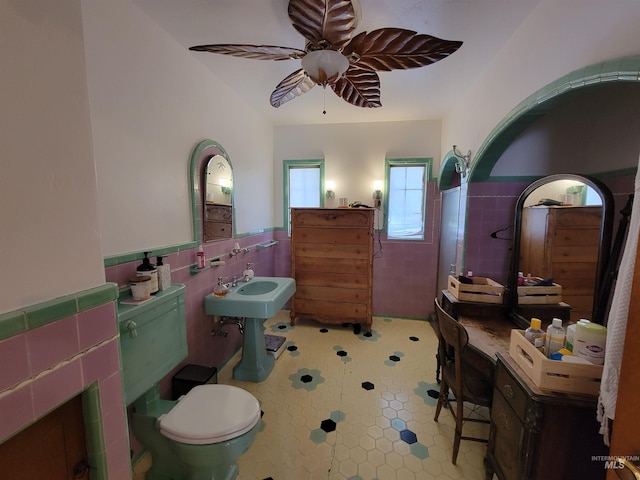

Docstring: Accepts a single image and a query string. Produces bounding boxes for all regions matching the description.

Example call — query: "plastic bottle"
[137,252,158,295]
[525,317,545,353]
[197,245,206,269]
[156,256,171,291]
[566,319,590,352]
[545,318,565,358]
[517,272,525,286]
[243,262,254,281]
[213,277,228,297]
[574,322,607,365]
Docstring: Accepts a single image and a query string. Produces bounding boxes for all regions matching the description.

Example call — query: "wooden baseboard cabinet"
[290,208,374,332]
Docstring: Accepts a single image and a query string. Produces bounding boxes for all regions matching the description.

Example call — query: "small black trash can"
[172,364,218,400]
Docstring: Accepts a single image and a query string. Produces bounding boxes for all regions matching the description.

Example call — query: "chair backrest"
[434,299,469,358]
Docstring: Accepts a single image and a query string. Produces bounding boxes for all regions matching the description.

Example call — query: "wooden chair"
[433,298,493,464]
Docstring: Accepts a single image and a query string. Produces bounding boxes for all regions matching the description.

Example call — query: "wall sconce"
[325,180,336,199]
[453,145,472,176]
[219,178,232,195]
[372,180,383,208]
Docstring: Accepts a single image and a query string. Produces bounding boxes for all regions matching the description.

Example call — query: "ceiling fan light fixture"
[301,49,349,86]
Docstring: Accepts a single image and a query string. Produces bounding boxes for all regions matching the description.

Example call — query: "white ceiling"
[133,0,542,126]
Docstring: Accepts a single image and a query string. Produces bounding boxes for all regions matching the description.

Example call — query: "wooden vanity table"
[437,291,609,480]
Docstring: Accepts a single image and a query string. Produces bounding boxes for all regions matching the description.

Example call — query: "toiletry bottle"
[545,317,565,358]
[525,317,545,353]
[137,252,158,295]
[197,245,205,269]
[566,319,589,352]
[243,263,254,281]
[517,272,525,286]
[156,256,171,291]
[214,277,228,297]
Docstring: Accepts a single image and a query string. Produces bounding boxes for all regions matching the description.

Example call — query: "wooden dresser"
[519,206,602,322]
[290,208,374,332]
[204,203,232,240]
[486,353,608,480]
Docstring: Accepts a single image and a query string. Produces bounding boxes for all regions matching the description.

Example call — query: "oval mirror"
[508,174,614,325]
[204,154,233,241]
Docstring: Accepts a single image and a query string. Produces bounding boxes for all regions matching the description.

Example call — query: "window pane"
[290,168,320,207]
[387,165,426,240]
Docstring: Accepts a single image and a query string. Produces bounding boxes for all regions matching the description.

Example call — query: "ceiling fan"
[189,0,462,111]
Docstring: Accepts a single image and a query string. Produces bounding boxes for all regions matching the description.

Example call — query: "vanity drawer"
[495,361,528,421]
[292,208,373,228]
[491,390,524,480]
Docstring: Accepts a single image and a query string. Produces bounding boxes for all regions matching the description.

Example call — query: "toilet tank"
[118,284,187,405]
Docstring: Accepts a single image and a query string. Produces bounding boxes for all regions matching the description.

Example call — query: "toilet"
[118,285,261,480]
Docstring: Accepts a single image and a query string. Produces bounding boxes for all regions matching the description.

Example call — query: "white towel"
[597,156,640,445]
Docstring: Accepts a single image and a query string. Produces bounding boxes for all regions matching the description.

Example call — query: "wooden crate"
[509,329,602,396]
[517,277,562,304]
[447,275,504,304]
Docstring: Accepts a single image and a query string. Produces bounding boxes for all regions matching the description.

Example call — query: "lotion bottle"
[197,245,205,269]
[545,318,565,358]
[137,252,158,295]
[156,256,171,291]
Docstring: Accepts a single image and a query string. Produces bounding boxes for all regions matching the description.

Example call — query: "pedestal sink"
[205,277,296,382]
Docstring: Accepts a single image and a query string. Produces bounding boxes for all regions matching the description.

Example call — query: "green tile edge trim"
[469,55,640,183]
[0,283,118,342]
[82,382,108,480]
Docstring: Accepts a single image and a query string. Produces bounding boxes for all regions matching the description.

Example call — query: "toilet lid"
[159,385,261,445]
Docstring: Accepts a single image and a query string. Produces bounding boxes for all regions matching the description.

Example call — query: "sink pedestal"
[232,317,274,382]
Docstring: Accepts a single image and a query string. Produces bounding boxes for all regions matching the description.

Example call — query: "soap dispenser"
[214,277,229,297]
[137,252,158,295]
[243,263,254,281]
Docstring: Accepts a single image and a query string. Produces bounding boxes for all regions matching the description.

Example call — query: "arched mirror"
[507,174,614,325]
[190,139,234,243]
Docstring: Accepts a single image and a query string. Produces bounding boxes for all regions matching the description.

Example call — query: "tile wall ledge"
[0,283,118,342]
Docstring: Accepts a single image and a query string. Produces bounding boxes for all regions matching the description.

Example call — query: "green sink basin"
[237,280,279,296]
[205,276,296,318]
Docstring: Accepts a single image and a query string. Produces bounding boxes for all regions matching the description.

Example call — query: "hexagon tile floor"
[215,311,490,480]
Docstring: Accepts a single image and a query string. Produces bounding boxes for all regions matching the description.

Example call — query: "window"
[385,158,431,240]
[283,159,324,233]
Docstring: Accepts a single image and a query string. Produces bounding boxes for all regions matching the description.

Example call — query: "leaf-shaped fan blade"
[288,0,357,50]
[270,69,316,108]
[189,44,306,61]
[343,28,463,71]
[331,65,381,108]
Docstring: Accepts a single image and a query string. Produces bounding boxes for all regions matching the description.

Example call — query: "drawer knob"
[504,384,514,399]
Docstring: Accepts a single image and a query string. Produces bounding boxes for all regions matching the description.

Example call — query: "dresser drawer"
[550,246,599,263]
[204,221,232,238]
[205,204,232,222]
[552,228,599,247]
[293,227,370,244]
[292,208,373,228]
[294,298,368,319]
[491,391,524,480]
[295,270,369,289]
[294,242,371,260]
[495,362,528,421]
[294,256,370,275]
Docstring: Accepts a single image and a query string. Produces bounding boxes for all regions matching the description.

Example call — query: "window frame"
[283,159,325,234]
[383,158,432,241]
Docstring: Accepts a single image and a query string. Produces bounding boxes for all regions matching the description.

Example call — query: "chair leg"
[452,397,465,464]
[434,381,449,422]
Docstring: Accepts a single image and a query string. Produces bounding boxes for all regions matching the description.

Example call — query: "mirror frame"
[506,174,614,325]
[189,139,235,243]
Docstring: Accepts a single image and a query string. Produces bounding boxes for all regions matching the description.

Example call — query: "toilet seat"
[159,384,261,445]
